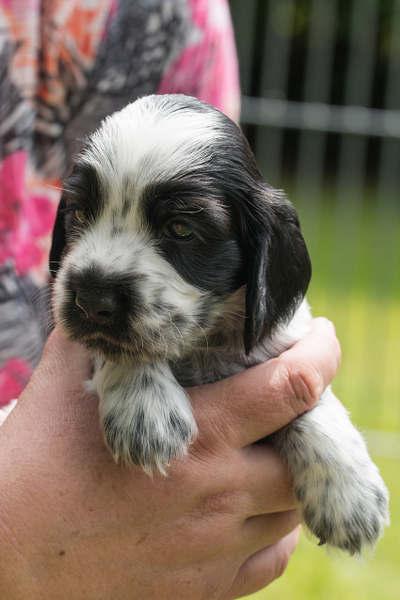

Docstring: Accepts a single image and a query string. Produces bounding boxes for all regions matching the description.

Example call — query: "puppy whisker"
[164,309,186,353]
[29,283,52,307]
[187,316,209,354]
[155,315,169,361]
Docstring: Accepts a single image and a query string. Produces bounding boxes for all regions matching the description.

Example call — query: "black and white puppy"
[50,94,389,555]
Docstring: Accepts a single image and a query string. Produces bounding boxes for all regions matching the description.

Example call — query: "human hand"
[0,318,340,599]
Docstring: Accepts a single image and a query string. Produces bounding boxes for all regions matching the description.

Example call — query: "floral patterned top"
[0,0,240,405]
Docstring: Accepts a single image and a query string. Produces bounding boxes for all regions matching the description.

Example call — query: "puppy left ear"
[243,189,311,354]
[49,196,67,278]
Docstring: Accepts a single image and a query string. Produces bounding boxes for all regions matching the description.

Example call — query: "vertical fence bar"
[243,0,270,150]
[229,0,259,99]
[255,0,297,187]
[335,0,380,197]
[293,0,339,271]
[377,0,400,201]
[295,0,339,200]
[370,0,400,431]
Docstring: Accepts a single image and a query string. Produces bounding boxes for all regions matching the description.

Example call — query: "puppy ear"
[49,196,67,278]
[243,189,311,354]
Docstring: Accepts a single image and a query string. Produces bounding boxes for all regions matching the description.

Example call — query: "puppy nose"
[75,289,117,324]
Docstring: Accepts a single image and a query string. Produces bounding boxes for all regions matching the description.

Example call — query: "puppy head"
[50,94,311,361]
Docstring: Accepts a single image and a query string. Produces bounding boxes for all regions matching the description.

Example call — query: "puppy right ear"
[49,196,67,278]
[241,189,311,354]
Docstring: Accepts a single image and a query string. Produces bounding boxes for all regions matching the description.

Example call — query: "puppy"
[50,94,389,555]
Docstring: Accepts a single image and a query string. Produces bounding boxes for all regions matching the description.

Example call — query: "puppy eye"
[167,222,195,240]
[75,209,86,223]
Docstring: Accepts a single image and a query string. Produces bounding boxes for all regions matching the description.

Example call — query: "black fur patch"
[49,163,103,276]
[142,180,245,297]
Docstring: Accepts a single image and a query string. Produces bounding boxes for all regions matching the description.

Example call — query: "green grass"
[241,193,400,599]
[308,290,400,433]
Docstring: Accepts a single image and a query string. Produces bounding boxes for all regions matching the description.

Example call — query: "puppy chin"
[78,336,133,363]
[57,319,170,364]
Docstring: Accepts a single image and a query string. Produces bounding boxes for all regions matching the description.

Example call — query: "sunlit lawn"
[242,194,400,598]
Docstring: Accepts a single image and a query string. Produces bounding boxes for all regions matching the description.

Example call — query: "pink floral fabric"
[159,0,240,122]
[0,152,56,277]
[0,0,240,406]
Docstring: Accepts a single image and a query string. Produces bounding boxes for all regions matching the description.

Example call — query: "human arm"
[0,318,340,600]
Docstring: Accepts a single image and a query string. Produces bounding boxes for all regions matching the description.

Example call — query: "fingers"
[228,525,301,600]
[241,509,300,554]
[17,327,93,412]
[238,444,296,516]
[189,317,341,450]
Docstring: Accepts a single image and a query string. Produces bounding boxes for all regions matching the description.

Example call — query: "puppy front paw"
[274,394,390,555]
[296,452,390,554]
[102,399,196,472]
[93,359,197,472]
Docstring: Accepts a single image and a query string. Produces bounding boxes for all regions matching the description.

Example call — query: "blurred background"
[229,0,400,598]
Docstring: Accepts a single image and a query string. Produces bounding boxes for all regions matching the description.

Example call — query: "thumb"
[1,328,100,459]
[36,327,93,385]
[11,328,94,427]
[228,525,301,599]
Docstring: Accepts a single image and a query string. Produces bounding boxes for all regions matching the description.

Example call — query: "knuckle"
[195,489,242,518]
[189,422,232,465]
[315,318,342,368]
[315,316,334,330]
[281,360,322,414]
[332,335,342,368]
[189,384,235,453]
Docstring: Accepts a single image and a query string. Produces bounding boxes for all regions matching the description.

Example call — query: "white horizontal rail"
[241,95,400,139]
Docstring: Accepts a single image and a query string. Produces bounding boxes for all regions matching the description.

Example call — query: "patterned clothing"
[0,0,240,405]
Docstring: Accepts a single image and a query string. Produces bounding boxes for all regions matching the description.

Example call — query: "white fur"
[84,95,223,199]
